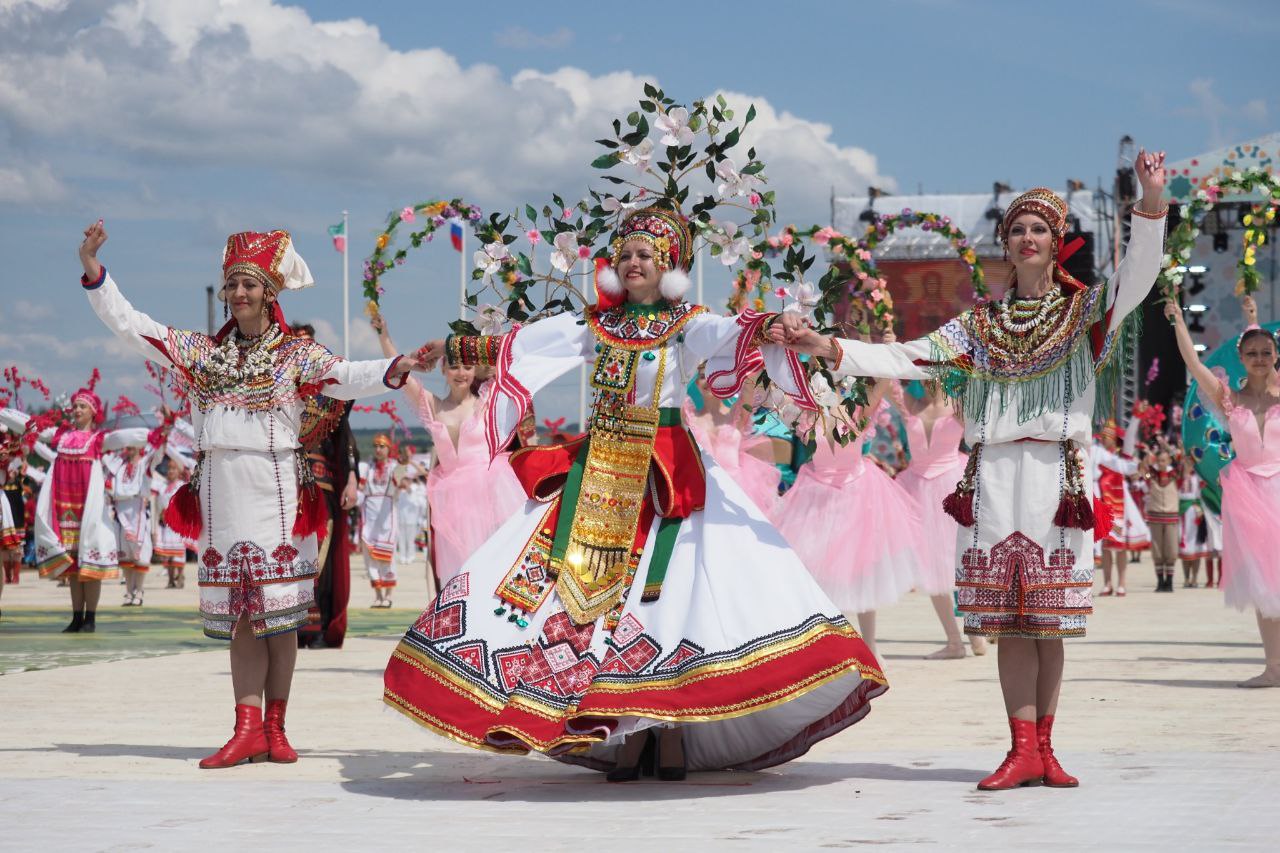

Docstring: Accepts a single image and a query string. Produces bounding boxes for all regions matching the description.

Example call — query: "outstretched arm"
[1164,301,1226,413]
[1103,149,1169,331]
[372,314,434,424]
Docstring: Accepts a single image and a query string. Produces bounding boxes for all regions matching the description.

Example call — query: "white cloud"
[12,300,55,321]
[494,25,573,50]
[0,0,888,221]
[1181,78,1269,149]
[0,161,70,204]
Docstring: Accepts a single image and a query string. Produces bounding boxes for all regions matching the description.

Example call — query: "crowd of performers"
[6,139,1279,791]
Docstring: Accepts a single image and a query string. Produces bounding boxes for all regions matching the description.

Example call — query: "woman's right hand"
[371,314,388,336]
[1243,294,1259,325]
[416,339,446,370]
[1163,301,1185,327]
[80,220,107,281]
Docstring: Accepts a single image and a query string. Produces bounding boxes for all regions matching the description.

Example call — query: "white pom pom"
[660,269,692,301]
[597,265,622,296]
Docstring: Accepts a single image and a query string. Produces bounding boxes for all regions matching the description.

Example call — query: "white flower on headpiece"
[602,196,639,215]
[550,232,581,273]
[808,372,840,410]
[715,158,760,199]
[473,241,509,276]
[619,138,655,172]
[475,304,506,336]
[707,220,751,266]
[655,107,695,147]
[783,281,819,322]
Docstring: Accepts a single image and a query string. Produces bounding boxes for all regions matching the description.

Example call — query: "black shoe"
[606,732,655,783]
[655,731,687,782]
[62,613,84,633]
[81,612,97,633]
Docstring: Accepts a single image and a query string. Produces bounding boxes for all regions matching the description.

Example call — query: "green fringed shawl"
[927,281,1141,426]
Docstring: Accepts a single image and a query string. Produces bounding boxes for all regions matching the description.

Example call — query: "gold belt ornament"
[557,342,666,625]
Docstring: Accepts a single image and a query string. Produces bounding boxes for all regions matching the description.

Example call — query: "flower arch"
[361,198,484,316]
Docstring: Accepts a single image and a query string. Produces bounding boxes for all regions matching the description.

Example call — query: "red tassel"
[1053,492,1095,531]
[1092,497,1114,542]
[164,482,203,539]
[292,484,329,540]
[942,489,975,527]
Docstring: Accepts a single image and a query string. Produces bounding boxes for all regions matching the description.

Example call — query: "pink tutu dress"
[896,409,967,596]
[408,381,526,584]
[775,426,923,613]
[684,402,781,520]
[1216,389,1280,618]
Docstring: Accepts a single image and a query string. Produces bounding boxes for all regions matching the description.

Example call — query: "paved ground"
[1,553,1277,851]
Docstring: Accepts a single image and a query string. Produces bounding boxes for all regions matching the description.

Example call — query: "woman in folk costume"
[1092,418,1150,595]
[393,444,428,567]
[77,221,424,767]
[385,206,886,781]
[359,434,400,607]
[777,151,1168,789]
[26,381,149,632]
[887,380,987,659]
[374,316,526,593]
[1176,453,1212,587]
[0,413,29,593]
[153,454,192,589]
[104,429,169,606]
[773,345,924,659]
[682,369,781,520]
[1167,295,1280,688]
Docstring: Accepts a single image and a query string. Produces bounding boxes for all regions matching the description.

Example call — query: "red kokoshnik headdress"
[71,389,104,424]
[1000,187,1087,294]
[215,229,315,340]
[595,206,694,309]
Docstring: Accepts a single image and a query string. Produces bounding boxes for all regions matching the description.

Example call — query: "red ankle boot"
[1036,714,1079,787]
[977,717,1044,790]
[199,704,269,769]
[264,699,298,763]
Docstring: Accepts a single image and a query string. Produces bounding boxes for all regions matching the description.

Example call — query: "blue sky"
[0,0,1274,426]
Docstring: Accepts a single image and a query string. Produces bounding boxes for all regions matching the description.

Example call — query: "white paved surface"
[2,555,1279,851]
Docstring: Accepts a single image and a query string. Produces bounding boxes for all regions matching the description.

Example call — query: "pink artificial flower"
[562,208,573,220]
[774,286,791,299]
[767,236,780,249]
[400,207,416,223]
[812,227,842,246]
[780,233,794,248]
[869,289,884,303]
[526,229,541,245]
[855,270,868,281]
[749,193,761,207]
[577,245,591,260]
[751,251,763,260]
[855,248,872,262]
[744,268,762,288]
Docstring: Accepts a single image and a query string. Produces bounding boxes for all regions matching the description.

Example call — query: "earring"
[223,301,229,321]
[1001,242,1009,262]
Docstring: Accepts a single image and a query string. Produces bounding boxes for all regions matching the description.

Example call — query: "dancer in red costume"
[78,221,426,767]
[778,150,1168,789]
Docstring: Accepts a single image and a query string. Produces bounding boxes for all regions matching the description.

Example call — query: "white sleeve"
[102,428,151,451]
[830,336,932,381]
[1104,211,1167,333]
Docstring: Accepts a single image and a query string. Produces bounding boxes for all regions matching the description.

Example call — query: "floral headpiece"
[597,207,694,306]
[221,230,315,298]
[1001,188,1068,241]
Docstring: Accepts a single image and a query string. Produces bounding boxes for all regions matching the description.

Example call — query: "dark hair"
[294,322,316,338]
[1238,327,1278,353]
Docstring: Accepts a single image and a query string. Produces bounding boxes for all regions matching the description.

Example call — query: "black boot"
[62,610,84,633]
[81,611,97,633]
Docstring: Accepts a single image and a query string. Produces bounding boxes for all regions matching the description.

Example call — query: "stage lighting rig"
[1176,264,1208,295]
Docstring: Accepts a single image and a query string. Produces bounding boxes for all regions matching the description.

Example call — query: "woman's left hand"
[1135,148,1167,213]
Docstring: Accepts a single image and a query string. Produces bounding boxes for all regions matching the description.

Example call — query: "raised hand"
[1135,148,1167,213]
[1243,294,1259,325]
[1163,301,1185,327]
[79,219,108,281]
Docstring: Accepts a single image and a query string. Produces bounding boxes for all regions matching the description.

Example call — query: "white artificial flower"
[473,241,509,276]
[602,196,638,215]
[475,304,505,336]
[619,138,655,172]
[711,219,747,266]
[715,158,759,198]
[783,281,819,321]
[550,232,581,273]
[808,372,840,410]
[655,107,694,147]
